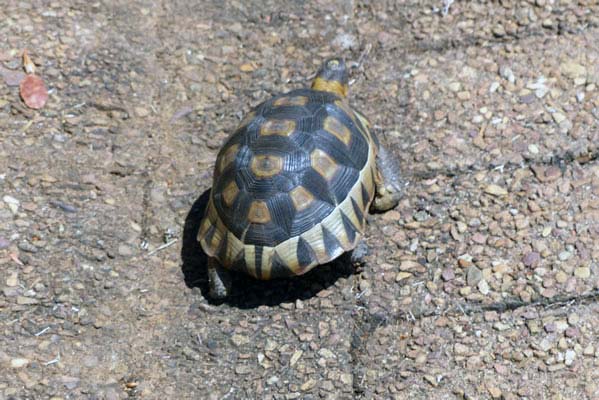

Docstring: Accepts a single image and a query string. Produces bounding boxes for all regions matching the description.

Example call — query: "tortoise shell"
[198,88,378,280]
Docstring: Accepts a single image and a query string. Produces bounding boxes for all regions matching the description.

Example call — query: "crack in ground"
[348,288,599,395]
[409,147,599,181]
[140,171,153,245]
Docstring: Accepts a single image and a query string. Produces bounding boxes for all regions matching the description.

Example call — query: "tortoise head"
[311,58,349,98]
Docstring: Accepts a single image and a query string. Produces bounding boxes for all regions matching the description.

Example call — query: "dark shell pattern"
[198,88,378,279]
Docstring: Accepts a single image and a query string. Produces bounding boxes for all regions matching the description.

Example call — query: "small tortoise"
[198,58,402,298]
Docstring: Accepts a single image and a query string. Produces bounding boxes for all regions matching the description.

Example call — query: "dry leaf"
[20,74,48,109]
[22,49,36,74]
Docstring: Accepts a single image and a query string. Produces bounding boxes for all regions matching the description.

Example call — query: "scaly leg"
[208,258,232,299]
[372,144,403,212]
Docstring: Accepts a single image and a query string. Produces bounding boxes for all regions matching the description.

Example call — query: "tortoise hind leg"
[208,258,232,299]
[372,144,403,212]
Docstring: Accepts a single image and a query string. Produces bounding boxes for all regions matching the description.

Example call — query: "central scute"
[212,88,370,247]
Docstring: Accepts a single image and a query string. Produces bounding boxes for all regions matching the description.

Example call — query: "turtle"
[198,58,402,299]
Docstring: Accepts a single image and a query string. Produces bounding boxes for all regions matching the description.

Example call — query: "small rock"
[477,279,490,295]
[454,343,469,356]
[340,373,352,386]
[11,358,29,368]
[558,251,572,261]
[300,379,317,391]
[235,365,252,375]
[499,65,515,83]
[3,195,20,214]
[6,272,18,287]
[0,236,10,249]
[423,375,438,387]
[448,82,461,92]
[466,266,483,286]
[552,112,566,124]
[441,268,455,281]
[567,313,580,326]
[332,33,358,50]
[555,271,568,283]
[492,24,506,37]
[266,376,279,385]
[61,376,80,390]
[231,334,249,347]
[489,81,500,93]
[17,296,39,305]
[565,350,576,366]
[522,252,541,267]
[484,184,508,196]
[528,144,539,154]
[318,348,335,359]
[134,107,150,118]
[574,267,590,279]
[18,241,38,253]
[117,244,134,257]
[395,272,412,282]
[290,350,303,367]
[560,62,586,80]
[488,386,502,399]
[493,322,510,331]
[399,260,425,272]
[239,63,255,72]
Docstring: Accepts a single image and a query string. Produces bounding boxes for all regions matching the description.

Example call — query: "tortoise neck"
[311,78,348,98]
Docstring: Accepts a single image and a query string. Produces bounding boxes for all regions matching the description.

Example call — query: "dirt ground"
[1,0,599,399]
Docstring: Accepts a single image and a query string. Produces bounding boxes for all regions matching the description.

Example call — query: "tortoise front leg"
[372,144,403,212]
[208,258,232,299]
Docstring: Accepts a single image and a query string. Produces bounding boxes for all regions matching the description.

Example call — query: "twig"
[35,327,50,336]
[45,354,60,366]
[146,238,178,257]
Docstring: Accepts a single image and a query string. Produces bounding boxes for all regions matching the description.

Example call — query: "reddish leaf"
[20,74,48,109]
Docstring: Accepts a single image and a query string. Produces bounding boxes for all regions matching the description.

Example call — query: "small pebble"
[484,184,508,196]
[11,358,29,368]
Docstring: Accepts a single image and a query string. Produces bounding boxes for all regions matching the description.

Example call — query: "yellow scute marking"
[259,119,295,137]
[310,149,338,181]
[217,144,239,174]
[289,186,314,211]
[250,154,283,178]
[323,115,351,145]
[247,201,271,224]
[273,96,308,107]
[221,180,239,207]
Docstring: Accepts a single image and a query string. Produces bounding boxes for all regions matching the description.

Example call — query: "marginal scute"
[340,210,358,246]
[250,154,283,178]
[296,236,316,270]
[217,143,239,174]
[259,119,296,137]
[238,111,256,129]
[334,100,357,123]
[322,226,343,259]
[360,183,371,210]
[310,148,339,181]
[351,197,365,229]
